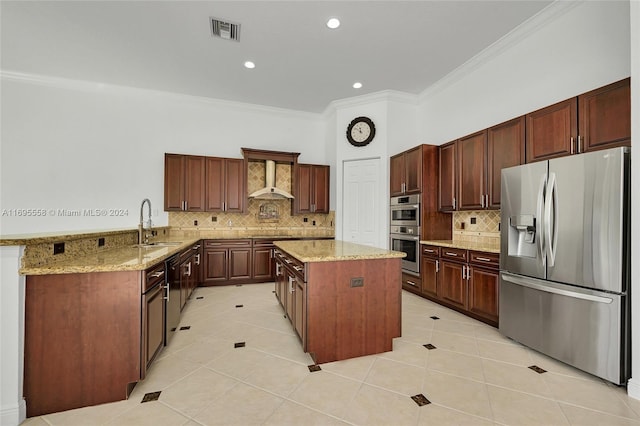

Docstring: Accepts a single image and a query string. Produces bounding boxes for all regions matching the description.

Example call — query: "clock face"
[346,116,376,147]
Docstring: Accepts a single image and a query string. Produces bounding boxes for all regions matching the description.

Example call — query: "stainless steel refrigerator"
[499,146,630,384]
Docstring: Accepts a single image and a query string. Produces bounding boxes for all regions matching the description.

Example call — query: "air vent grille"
[211,17,240,41]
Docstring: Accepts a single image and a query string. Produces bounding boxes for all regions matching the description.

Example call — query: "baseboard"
[0,399,26,426]
[627,378,640,400]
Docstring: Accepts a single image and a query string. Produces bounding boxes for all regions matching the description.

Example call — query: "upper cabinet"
[164,154,206,211]
[165,154,245,213]
[438,142,457,211]
[579,77,631,152]
[526,77,630,163]
[293,163,330,214]
[457,130,487,211]
[205,157,245,213]
[390,146,423,196]
[487,117,525,209]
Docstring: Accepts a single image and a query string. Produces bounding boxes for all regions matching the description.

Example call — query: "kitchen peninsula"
[273,239,405,364]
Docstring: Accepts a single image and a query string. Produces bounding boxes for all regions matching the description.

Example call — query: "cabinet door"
[526,98,577,162]
[579,78,631,153]
[404,146,422,194]
[179,260,191,310]
[458,131,487,210]
[439,142,457,211]
[224,159,245,213]
[142,283,165,370]
[390,153,405,196]
[468,266,499,324]
[184,156,206,211]
[203,249,228,283]
[274,259,284,306]
[487,117,525,209]
[285,271,295,322]
[252,247,274,281]
[312,165,330,213]
[421,257,438,299]
[205,157,225,211]
[438,260,467,310]
[294,164,313,214]
[229,248,251,280]
[164,154,185,211]
[294,277,305,342]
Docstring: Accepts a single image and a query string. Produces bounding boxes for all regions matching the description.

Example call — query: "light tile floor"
[21,283,640,426]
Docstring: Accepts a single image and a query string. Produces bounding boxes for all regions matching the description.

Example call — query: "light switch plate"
[350,277,364,288]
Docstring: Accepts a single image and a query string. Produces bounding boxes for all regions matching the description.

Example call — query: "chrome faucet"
[139,198,152,245]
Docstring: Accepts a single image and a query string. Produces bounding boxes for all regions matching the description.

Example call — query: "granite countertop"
[274,240,406,263]
[420,239,500,254]
[20,236,202,276]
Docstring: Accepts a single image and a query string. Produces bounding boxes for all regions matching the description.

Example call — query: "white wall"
[0,74,326,235]
[418,1,631,145]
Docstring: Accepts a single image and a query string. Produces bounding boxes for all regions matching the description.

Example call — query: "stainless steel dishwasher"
[165,254,181,343]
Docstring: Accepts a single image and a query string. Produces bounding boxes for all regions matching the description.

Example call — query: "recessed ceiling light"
[244,61,255,69]
[326,18,340,29]
[353,82,363,89]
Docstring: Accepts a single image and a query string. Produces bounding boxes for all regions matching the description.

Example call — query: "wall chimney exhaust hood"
[248,160,294,199]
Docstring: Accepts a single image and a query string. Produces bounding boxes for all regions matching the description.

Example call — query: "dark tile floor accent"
[236,284,243,287]
[528,365,547,374]
[179,326,191,330]
[411,394,431,407]
[430,316,440,320]
[308,364,322,372]
[423,343,437,350]
[234,342,246,348]
[235,304,243,308]
[196,296,204,299]
[141,391,161,403]
[170,327,177,332]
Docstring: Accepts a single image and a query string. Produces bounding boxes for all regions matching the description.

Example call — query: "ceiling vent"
[210,17,240,41]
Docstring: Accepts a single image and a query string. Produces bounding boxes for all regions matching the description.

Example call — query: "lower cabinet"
[273,249,306,343]
[142,263,167,375]
[415,244,499,326]
[202,239,252,285]
[179,244,199,310]
[252,239,276,281]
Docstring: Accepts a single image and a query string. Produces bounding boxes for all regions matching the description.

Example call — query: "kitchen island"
[273,239,405,364]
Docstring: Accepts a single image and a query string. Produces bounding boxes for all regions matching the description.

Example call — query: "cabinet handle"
[288,276,294,293]
[570,137,575,155]
[186,262,192,277]
[476,257,492,262]
[294,265,303,272]
[406,280,417,287]
[275,263,281,275]
[270,249,274,259]
[461,265,465,280]
[195,253,200,265]
[284,258,292,264]
[452,197,456,210]
[480,195,485,208]
[436,260,439,273]
[185,201,188,210]
[577,136,582,153]
[445,252,459,257]
[164,283,170,301]
[485,194,489,208]
[424,249,434,253]
[149,271,165,278]
[193,245,200,250]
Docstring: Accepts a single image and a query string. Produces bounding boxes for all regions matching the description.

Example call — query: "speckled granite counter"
[274,239,405,262]
[420,239,500,254]
[20,236,201,275]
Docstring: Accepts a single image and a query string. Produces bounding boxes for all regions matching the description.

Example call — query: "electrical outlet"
[194,220,198,226]
[303,218,308,222]
[350,277,364,288]
[212,216,217,222]
[98,238,105,247]
[53,242,65,255]
[470,217,477,224]
[312,220,316,226]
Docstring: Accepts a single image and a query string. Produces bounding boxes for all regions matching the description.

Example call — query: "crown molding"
[419,0,582,101]
[0,70,323,121]
[324,89,418,117]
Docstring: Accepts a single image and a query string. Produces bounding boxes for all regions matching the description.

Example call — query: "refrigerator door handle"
[501,272,613,304]
[537,174,547,265]
[545,172,558,267]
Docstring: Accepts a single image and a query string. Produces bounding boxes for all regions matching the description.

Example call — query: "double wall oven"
[389,194,420,275]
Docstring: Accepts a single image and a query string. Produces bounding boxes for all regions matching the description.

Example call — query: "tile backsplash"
[452,210,500,245]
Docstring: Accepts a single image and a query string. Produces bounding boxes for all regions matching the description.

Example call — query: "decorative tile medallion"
[423,343,437,350]
[430,316,440,320]
[179,326,190,330]
[141,391,161,403]
[234,342,246,348]
[235,304,243,308]
[528,365,547,374]
[196,296,204,299]
[308,364,322,372]
[411,394,431,406]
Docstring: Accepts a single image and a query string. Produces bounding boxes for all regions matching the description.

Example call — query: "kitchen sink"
[133,241,183,248]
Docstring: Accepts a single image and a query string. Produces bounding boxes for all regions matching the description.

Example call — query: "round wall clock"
[346,116,376,147]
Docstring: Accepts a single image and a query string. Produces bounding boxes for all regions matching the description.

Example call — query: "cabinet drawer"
[402,273,421,290]
[441,248,468,262]
[421,245,440,258]
[144,262,166,293]
[204,239,251,248]
[469,251,500,269]
[276,251,305,281]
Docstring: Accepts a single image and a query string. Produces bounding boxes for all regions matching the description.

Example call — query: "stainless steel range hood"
[248,160,294,199]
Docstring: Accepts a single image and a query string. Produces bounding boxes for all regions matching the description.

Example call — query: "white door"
[343,158,382,248]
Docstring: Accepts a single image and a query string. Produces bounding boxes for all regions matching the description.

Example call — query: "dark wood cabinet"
[526,98,577,162]
[438,142,457,211]
[205,157,245,213]
[164,154,206,211]
[142,266,165,373]
[252,240,275,281]
[458,131,487,210]
[487,117,525,208]
[390,146,423,196]
[438,260,467,311]
[579,77,631,152]
[293,163,330,214]
[401,272,421,293]
[294,276,306,341]
[420,245,440,299]
[468,266,499,324]
[202,239,252,285]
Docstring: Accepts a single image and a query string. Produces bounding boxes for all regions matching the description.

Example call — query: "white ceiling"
[1,1,553,113]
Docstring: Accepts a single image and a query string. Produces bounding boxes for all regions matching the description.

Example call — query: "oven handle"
[390,234,419,241]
